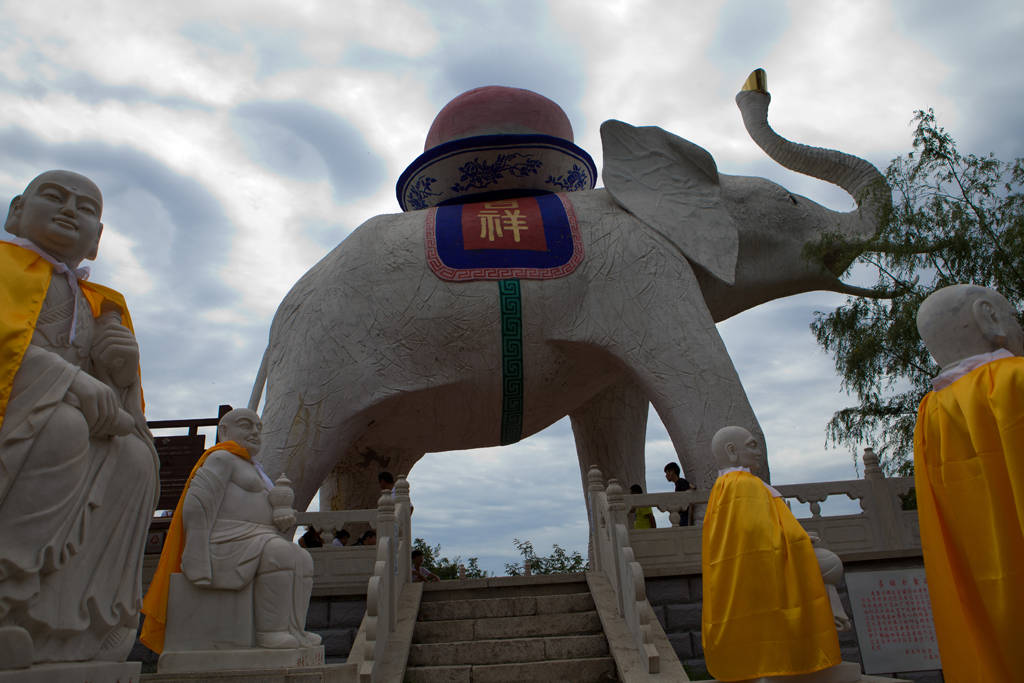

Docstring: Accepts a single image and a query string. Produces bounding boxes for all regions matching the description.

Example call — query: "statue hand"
[91,322,140,388]
[835,614,852,632]
[68,371,133,436]
[181,536,212,586]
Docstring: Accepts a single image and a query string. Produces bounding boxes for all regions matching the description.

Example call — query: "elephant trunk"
[735,88,888,233]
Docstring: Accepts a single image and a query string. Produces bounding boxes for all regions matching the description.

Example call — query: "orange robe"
[140,440,251,654]
[701,470,840,681]
[914,356,1024,682]
[0,240,139,432]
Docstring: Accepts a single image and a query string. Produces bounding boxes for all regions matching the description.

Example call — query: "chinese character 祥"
[478,200,530,243]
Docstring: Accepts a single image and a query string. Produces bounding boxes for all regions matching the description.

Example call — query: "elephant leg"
[602,305,766,493]
[570,376,649,502]
[318,446,425,510]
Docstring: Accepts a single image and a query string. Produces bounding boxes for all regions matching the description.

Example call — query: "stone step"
[414,610,604,644]
[408,633,609,666]
[419,590,595,621]
[420,573,588,603]
[403,655,618,683]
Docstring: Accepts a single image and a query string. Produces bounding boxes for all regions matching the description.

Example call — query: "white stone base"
[143,661,357,682]
[0,660,140,682]
[157,645,324,674]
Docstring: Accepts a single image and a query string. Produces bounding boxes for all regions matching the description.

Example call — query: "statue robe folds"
[141,440,252,654]
[0,241,159,662]
[913,356,1024,682]
[701,470,839,682]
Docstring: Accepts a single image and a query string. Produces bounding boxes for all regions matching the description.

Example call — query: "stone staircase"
[403,573,619,682]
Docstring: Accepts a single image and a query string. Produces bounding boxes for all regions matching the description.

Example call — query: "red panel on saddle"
[460,198,549,252]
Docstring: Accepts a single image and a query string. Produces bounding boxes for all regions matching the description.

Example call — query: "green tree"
[412,537,488,579]
[504,538,589,576]
[811,109,1024,474]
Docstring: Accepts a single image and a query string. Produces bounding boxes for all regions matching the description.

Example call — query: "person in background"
[411,549,440,582]
[664,461,692,525]
[331,529,350,547]
[354,529,377,546]
[630,484,657,529]
[298,525,323,548]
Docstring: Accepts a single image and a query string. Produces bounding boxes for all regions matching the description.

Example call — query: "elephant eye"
[788,194,798,205]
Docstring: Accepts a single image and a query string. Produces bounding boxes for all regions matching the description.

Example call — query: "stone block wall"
[306,595,366,662]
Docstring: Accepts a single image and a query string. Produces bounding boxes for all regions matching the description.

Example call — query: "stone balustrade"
[587,467,661,674]
[627,473,919,576]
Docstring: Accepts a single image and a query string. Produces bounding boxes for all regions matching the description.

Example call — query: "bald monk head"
[917,284,1024,370]
[218,408,263,458]
[711,425,763,471]
[5,170,104,267]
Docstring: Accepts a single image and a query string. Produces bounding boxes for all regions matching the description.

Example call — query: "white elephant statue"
[251,72,889,511]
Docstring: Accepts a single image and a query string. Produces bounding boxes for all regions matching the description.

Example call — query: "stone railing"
[347,477,412,683]
[627,470,919,577]
[296,506,381,597]
[587,467,660,674]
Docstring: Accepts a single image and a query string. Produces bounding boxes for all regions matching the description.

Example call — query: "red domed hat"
[396,86,597,211]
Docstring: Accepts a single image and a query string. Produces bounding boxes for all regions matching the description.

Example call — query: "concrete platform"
[142,661,356,682]
[0,660,141,682]
[156,645,324,674]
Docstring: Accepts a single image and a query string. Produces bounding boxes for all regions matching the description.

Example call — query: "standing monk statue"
[0,170,159,667]
[141,408,320,655]
[914,284,1024,683]
[701,426,846,682]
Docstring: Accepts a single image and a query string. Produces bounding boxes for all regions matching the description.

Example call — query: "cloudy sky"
[3,0,1021,574]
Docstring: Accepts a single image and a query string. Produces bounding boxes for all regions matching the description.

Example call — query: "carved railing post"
[394,475,411,589]
[376,492,397,632]
[862,447,883,480]
[587,466,605,573]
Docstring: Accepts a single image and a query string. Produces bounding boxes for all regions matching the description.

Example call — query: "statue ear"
[601,120,738,285]
[85,223,103,261]
[5,195,22,235]
[972,297,1009,349]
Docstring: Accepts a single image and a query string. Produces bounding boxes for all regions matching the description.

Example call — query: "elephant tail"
[735,68,889,227]
[248,346,269,412]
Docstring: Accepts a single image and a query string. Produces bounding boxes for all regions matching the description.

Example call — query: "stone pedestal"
[0,660,141,683]
[164,574,253,650]
[156,645,324,674]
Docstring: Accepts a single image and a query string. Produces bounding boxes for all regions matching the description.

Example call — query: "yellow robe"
[701,471,840,681]
[140,440,250,654]
[0,240,140,433]
[914,356,1024,683]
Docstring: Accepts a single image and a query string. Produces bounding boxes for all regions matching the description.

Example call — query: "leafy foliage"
[811,109,1024,474]
[503,538,589,576]
[412,537,487,580]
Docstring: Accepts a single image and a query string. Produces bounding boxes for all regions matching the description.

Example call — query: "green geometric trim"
[498,278,524,445]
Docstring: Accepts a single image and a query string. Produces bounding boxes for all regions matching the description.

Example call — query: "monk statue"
[0,171,159,668]
[141,408,320,656]
[701,426,850,683]
[913,284,1024,682]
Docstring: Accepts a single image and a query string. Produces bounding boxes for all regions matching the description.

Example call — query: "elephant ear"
[601,119,738,285]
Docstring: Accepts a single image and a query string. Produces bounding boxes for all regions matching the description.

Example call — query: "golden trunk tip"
[741,69,768,94]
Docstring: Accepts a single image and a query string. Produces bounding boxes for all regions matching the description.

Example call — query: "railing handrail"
[587,467,660,674]
[357,475,412,683]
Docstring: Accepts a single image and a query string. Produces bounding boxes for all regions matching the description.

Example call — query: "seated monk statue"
[0,171,159,667]
[913,284,1024,682]
[701,426,846,683]
[141,408,320,654]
